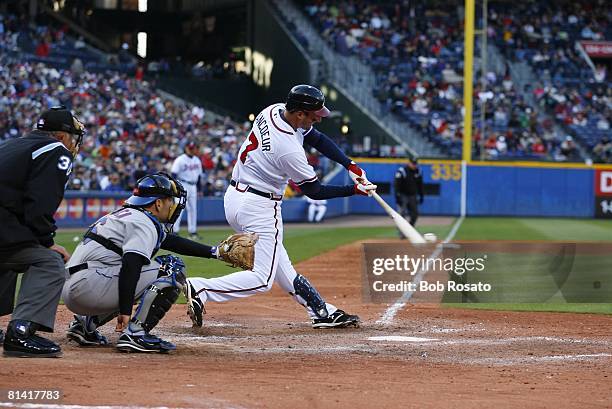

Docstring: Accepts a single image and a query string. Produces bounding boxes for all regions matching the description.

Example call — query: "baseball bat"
[370,191,426,244]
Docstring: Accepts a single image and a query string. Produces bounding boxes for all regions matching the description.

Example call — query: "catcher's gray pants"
[0,245,66,332]
[61,262,160,317]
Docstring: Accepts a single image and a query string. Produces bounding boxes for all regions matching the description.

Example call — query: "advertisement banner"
[595,170,612,196]
[594,169,612,218]
[595,197,612,218]
[86,198,102,219]
[580,41,612,58]
[67,199,83,219]
[55,199,68,220]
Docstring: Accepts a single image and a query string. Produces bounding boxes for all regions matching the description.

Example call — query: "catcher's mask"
[125,173,186,225]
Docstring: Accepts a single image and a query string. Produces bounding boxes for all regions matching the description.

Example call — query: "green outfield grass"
[441,303,612,314]
[441,217,612,314]
[454,217,612,242]
[54,217,612,314]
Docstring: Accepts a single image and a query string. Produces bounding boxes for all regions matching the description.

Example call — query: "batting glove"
[348,161,372,185]
[354,182,377,196]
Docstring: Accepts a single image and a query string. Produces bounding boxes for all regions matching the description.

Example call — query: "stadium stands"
[488,1,611,162]
[0,12,245,194]
[300,0,610,162]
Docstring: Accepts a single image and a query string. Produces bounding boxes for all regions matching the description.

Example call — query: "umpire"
[394,157,424,229]
[0,106,85,357]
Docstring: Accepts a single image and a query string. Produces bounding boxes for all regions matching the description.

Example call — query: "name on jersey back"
[256,114,271,152]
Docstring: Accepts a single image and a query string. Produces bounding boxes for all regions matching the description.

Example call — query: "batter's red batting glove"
[348,161,372,185]
[354,182,377,196]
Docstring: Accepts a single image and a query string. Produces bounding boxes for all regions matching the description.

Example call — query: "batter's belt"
[230,180,283,201]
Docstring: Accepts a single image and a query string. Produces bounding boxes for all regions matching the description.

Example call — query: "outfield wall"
[55,161,612,227]
[56,191,348,228]
[352,159,610,219]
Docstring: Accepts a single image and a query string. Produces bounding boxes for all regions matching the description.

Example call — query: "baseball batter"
[186,85,376,328]
[61,173,255,353]
[171,141,202,239]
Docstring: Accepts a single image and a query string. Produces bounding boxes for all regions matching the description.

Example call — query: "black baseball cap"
[36,106,85,136]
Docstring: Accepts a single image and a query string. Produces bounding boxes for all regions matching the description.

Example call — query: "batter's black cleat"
[116,333,176,353]
[66,315,109,347]
[312,310,360,329]
[3,320,62,358]
[185,281,204,327]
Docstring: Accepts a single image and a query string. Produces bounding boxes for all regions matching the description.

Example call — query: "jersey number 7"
[239,132,259,164]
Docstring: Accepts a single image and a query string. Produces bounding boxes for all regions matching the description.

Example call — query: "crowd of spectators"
[301,0,611,162]
[0,10,271,195]
[0,12,138,74]
[0,11,350,194]
[0,53,247,195]
[487,0,611,163]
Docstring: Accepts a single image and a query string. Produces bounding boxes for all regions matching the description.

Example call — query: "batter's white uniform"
[171,153,202,234]
[189,104,338,319]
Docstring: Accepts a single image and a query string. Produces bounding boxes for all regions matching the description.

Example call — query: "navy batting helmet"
[285,85,330,117]
[125,173,186,224]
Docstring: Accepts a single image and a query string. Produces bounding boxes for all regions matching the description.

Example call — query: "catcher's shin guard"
[128,255,186,333]
[292,274,328,318]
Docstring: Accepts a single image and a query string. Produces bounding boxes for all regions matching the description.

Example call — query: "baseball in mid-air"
[424,233,437,243]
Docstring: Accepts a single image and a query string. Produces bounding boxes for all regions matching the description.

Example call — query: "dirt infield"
[2,241,611,409]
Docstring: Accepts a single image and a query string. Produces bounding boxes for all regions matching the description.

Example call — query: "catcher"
[61,173,256,353]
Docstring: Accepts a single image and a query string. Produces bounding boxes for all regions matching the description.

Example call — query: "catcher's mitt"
[218,232,258,270]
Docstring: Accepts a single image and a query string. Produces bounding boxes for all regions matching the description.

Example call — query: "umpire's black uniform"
[394,160,424,228]
[0,107,83,357]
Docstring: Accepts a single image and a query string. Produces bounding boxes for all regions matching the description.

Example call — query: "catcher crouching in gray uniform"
[62,173,256,353]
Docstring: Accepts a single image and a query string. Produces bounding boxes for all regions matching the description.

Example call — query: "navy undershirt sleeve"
[299,179,354,200]
[161,234,214,258]
[303,128,352,168]
[118,252,148,315]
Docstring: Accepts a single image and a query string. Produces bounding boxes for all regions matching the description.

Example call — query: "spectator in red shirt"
[35,40,50,57]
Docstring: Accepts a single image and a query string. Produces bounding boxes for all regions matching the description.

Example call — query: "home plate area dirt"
[1,241,611,409]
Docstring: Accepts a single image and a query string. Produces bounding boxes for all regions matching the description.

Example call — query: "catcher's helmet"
[125,173,186,224]
[285,85,330,117]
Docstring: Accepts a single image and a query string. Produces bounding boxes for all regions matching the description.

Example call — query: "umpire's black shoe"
[116,333,176,353]
[3,320,62,358]
[185,280,204,327]
[66,315,109,347]
[312,310,360,329]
